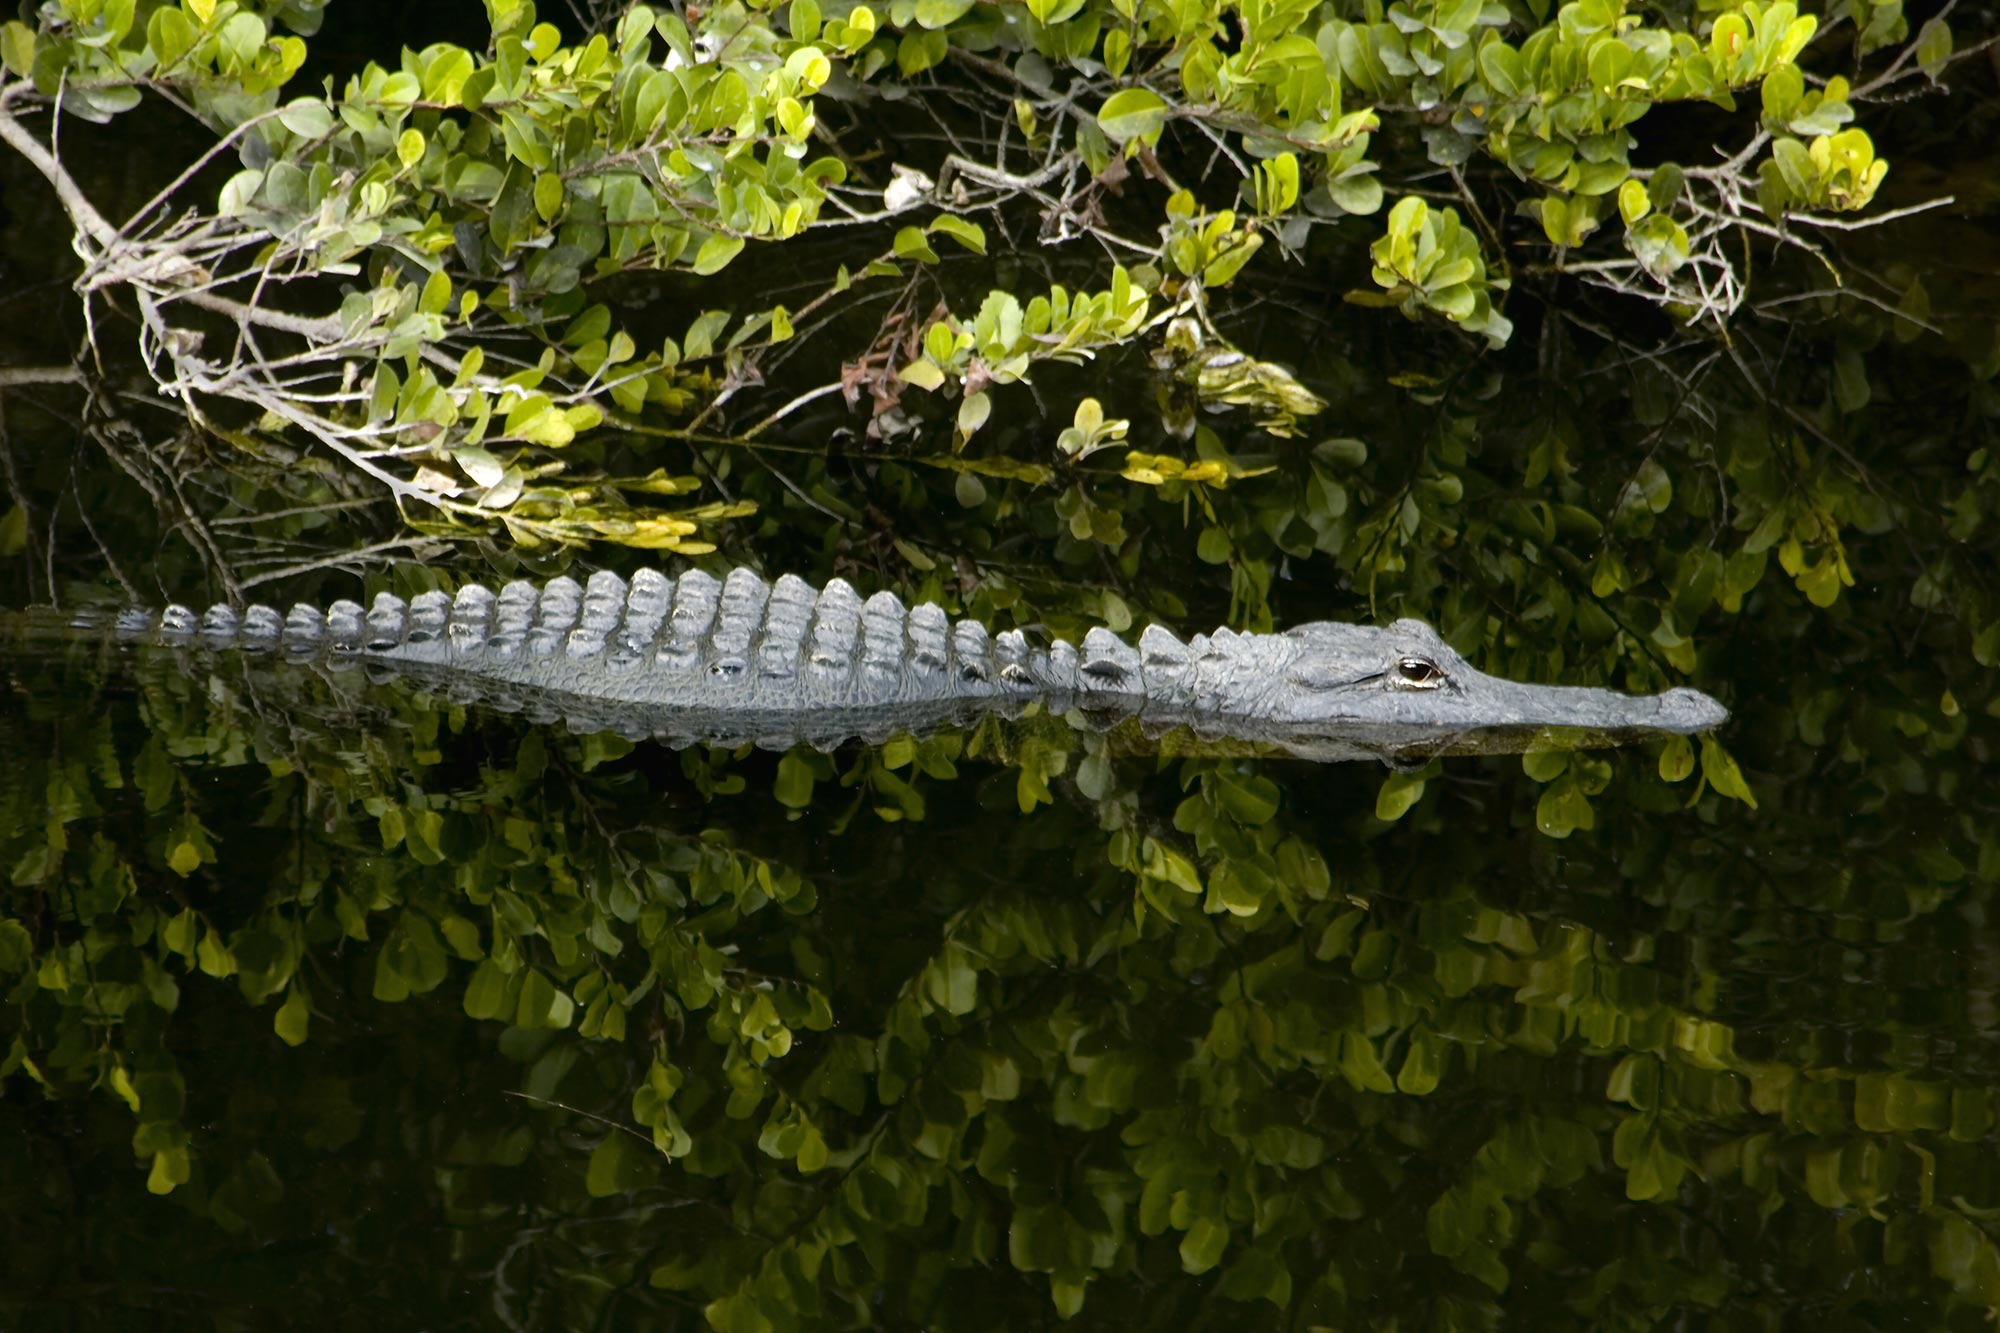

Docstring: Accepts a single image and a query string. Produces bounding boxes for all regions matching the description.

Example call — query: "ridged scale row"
[124,569,1206,703]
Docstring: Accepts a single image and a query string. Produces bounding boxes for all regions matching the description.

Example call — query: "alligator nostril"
[1658,687,1729,732]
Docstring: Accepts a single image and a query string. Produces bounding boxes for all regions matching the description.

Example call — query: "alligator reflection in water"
[21,566,1726,766]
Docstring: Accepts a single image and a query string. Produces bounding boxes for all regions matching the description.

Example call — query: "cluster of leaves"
[892,266,1152,440]
[0,0,1978,568]
[1354,196,1512,345]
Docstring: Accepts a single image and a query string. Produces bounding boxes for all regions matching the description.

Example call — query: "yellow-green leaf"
[1,21,36,77]
[1658,734,1695,782]
[168,838,203,877]
[419,268,452,316]
[927,214,986,254]
[1098,88,1169,143]
[692,235,745,275]
[147,1148,190,1195]
[957,391,991,437]
[1375,772,1425,821]
[274,989,310,1046]
[1699,737,1758,808]
[1617,177,1650,225]
[533,171,564,222]
[898,359,946,391]
[893,226,939,263]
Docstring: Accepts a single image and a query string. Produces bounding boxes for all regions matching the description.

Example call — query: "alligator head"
[1257,618,1728,738]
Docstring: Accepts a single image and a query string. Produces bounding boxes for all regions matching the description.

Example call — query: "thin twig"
[1787,196,1957,232]
[238,538,450,590]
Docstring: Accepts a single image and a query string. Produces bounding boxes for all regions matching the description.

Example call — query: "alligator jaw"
[1241,672,1728,764]
[1448,675,1730,736]
[1283,670,1733,738]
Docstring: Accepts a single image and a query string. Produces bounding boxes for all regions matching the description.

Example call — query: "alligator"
[47,567,1728,763]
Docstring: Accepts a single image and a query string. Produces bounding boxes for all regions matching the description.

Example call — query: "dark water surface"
[5,51,2000,1333]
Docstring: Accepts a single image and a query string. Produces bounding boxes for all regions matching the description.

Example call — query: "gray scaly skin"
[96,568,1729,762]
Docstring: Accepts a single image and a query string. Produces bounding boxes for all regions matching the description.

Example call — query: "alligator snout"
[1651,687,1730,734]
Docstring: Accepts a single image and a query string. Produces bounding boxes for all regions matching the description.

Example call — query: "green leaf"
[924,319,959,364]
[490,163,535,252]
[1328,172,1384,215]
[1201,234,1263,287]
[372,944,410,1002]
[274,989,310,1046]
[1535,777,1595,838]
[1617,177,1650,225]
[774,752,815,809]
[533,172,564,222]
[893,226,940,263]
[1699,738,1758,808]
[1915,17,1952,80]
[147,6,198,65]
[147,1148,190,1195]
[898,360,946,391]
[503,395,575,448]
[896,28,948,75]
[516,968,555,1026]
[217,11,266,65]
[936,945,977,1015]
[1397,1027,1444,1094]
[1760,62,1803,121]
[277,98,335,138]
[1627,214,1690,277]
[1973,622,2000,668]
[692,235,746,275]
[162,908,198,957]
[684,311,730,360]
[1097,88,1170,143]
[956,391,991,437]
[1522,750,1569,783]
[587,1132,650,1196]
[913,0,973,28]
[167,835,204,877]
[418,269,452,316]
[927,214,986,254]
[1340,1029,1397,1090]
[0,21,34,77]
[1539,195,1575,247]
[1375,771,1425,821]
[1179,1216,1229,1274]
[196,928,237,978]
[1658,735,1695,782]
[464,959,510,1020]
[456,446,505,488]
[1477,39,1522,95]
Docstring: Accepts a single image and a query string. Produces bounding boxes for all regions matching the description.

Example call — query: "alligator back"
[81,568,1152,752]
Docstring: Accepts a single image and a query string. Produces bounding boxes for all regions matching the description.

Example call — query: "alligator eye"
[1394,657,1445,688]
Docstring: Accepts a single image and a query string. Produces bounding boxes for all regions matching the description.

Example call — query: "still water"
[5,417,1997,1330]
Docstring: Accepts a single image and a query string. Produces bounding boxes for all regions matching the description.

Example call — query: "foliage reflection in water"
[4,563,1998,1328]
